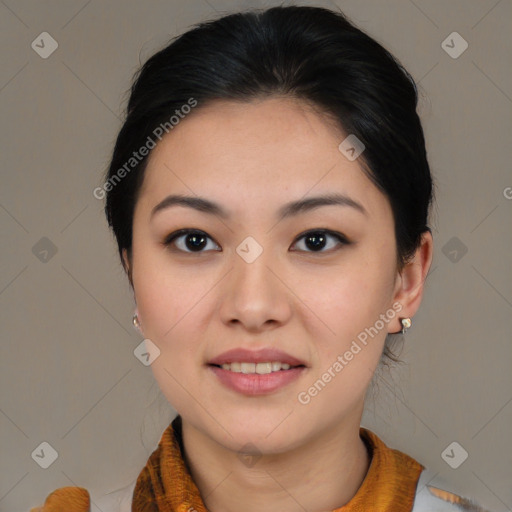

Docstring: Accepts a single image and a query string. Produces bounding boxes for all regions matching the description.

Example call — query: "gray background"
[1,1,511,511]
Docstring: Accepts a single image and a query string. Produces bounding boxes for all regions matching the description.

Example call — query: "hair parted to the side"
[103,5,434,364]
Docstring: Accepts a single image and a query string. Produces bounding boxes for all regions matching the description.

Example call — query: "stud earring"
[133,313,141,330]
[400,317,412,334]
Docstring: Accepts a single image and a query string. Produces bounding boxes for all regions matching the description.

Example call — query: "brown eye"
[164,229,221,253]
[291,230,349,253]
[163,228,349,255]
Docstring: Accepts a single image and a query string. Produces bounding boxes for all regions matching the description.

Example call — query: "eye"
[291,229,350,253]
[163,228,350,254]
[163,229,221,253]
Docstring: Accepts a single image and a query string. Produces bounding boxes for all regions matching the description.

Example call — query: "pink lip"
[207,347,307,367]
[208,365,307,395]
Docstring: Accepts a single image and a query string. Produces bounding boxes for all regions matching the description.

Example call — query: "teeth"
[241,362,256,374]
[230,362,242,372]
[256,362,272,374]
[218,361,295,373]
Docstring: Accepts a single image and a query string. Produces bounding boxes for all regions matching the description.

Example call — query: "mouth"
[208,361,306,374]
[207,361,307,395]
[207,347,307,368]
[207,347,308,394]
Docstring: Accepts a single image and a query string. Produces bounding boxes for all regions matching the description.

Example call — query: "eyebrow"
[150,193,367,221]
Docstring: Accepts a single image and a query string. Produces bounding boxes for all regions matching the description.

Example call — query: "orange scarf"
[31,416,424,512]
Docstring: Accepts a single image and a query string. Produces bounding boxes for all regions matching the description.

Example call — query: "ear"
[122,248,133,288]
[389,230,434,333]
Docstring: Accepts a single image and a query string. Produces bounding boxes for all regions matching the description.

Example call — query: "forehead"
[147,96,343,170]
[137,97,389,220]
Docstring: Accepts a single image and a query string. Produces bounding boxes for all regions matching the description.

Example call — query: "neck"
[181,413,370,512]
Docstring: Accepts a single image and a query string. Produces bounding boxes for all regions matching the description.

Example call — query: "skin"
[123,97,433,512]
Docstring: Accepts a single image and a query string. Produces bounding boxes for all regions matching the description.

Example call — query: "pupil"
[306,232,326,251]
[183,231,327,252]
[186,232,207,251]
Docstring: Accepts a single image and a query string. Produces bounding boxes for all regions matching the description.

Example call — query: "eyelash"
[162,228,351,255]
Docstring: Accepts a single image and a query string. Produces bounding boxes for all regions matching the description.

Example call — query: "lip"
[207,347,307,367]
[208,365,307,395]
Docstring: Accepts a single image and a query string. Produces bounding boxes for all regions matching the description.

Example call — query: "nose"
[218,246,293,333]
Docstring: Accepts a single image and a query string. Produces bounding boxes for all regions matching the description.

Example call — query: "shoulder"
[30,481,136,512]
[361,428,491,512]
[412,470,492,512]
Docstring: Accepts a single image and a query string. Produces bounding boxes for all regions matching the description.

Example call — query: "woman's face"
[126,97,404,453]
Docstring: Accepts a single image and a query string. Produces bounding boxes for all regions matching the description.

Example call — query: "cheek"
[300,252,396,369]
[133,260,213,410]
[131,244,231,375]
[135,264,209,351]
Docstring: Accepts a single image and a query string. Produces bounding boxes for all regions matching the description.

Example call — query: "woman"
[31,5,489,512]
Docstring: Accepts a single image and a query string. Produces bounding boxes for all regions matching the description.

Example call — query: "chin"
[207,408,306,452]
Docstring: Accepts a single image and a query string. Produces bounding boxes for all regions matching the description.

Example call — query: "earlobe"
[133,309,143,335]
[390,231,434,333]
